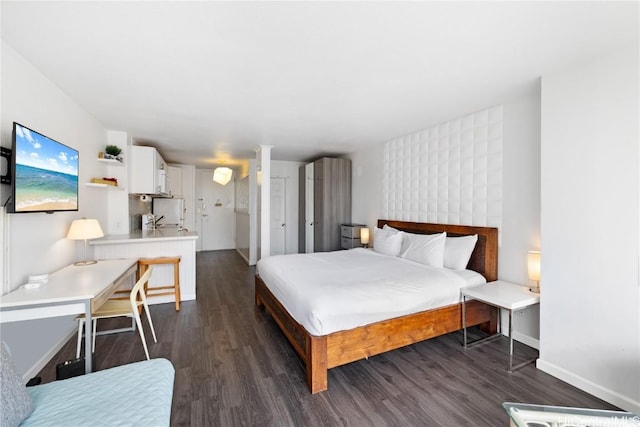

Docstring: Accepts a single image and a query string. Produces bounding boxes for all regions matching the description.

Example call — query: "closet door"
[314,158,327,251]
[314,157,351,252]
[332,158,351,250]
[298,163,315,253]
[298,165,306,253]
[304,163,314,253]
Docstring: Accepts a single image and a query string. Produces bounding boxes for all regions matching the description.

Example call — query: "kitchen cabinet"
[130,146,167,195]
[166,165,183,197]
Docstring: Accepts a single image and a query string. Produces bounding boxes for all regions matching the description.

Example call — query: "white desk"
[0,258,138,374]
[461,280,540,372]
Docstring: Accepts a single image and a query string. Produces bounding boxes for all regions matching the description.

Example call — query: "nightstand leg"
[462,295,467,348]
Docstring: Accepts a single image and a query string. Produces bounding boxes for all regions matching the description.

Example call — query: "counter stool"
[137,256,182,311]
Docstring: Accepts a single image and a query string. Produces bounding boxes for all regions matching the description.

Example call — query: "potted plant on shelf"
[104,145,123,162]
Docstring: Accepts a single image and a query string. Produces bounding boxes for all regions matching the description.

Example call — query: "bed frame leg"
[306,335,328,394]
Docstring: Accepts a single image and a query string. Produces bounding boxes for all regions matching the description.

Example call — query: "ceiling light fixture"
[213,167,233,185]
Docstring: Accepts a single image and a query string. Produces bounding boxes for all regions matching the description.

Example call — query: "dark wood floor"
[38,250,617,426]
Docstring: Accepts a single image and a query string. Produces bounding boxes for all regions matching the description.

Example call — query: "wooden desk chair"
[76,267,158,360]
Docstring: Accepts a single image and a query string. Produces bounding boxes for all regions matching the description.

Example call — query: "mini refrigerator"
[152,197,185,229]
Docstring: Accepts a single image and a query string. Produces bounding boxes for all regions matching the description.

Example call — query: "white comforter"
[257,248,485,336]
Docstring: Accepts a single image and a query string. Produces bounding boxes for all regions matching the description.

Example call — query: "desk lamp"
[67,218,104,266]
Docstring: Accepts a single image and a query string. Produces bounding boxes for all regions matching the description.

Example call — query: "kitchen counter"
[90,230,198,304]
[91,229,198,245]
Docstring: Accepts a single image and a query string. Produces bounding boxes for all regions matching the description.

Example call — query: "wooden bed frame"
[255,220,499,393]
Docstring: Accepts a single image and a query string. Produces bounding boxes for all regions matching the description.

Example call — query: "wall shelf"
[97,158,124,167]
[85,182,125,190]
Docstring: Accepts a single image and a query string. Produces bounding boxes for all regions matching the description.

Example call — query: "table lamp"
[360,227,370,248]
[67,218,104,265]
[527,250,541,293]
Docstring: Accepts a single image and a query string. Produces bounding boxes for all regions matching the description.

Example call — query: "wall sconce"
[527,250,541,293]
[360,227,370,248]
[213,167,233,185]
[67,218,104,265]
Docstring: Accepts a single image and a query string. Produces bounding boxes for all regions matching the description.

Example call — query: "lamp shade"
[527,250,541,282]
[67,218,104,240]
[360,228,370,245]
[213,167,233,185]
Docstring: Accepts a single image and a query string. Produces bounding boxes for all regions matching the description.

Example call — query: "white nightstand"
[461,280,540,373]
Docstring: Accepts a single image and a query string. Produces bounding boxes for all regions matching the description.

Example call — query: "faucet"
[143,214,158,230]
[154,215,165,228]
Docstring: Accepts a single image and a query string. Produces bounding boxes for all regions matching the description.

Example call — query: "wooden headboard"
[377,220,498,282]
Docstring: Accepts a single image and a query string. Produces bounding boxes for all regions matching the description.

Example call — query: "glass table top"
[503,402,640,427]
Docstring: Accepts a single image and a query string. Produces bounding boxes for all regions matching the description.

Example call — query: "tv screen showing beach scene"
[12,122,78,213]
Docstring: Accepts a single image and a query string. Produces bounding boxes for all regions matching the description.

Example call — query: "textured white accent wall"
[382,105,503,229]
[350,89,540,348]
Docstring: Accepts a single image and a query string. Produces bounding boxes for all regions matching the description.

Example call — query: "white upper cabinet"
[166,165,183,197]
[129,146,167,195]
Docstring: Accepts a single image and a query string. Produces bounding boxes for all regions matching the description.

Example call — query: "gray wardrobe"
[298,157,352,253]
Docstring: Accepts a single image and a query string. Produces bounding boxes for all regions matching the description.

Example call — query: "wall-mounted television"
[8,122,79,213]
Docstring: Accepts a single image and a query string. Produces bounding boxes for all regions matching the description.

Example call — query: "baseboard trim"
[512,331,539,350]
[536,358,640,413]
[22,326,77,382]
[235,248,250,265]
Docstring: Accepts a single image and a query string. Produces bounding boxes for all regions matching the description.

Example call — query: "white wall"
[349,85,542,344]
[249,159,258,265]
[234,174,251,262]
[105,130,129,234]
[0,41,109,377]
[271,160,304,254]
[538,45,639,412]
[351,146,385,230]
[500,86,541,344]
[256,146,272,259]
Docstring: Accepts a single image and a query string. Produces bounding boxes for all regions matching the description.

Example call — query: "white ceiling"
[1,1,637,167]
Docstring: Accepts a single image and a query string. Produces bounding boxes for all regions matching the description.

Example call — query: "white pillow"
[373,227,403,256]
[444,234,478,270]
[399,232,446,267]
[383,224,400,234]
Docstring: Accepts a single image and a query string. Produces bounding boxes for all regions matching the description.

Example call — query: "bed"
[255,220,499,393]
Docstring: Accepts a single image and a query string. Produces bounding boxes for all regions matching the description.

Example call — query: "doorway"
[195,169,235,251]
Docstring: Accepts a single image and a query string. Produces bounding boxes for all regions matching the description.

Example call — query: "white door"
[195,169,236,251]
[304,163,314,253]
[270,177,286,255]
